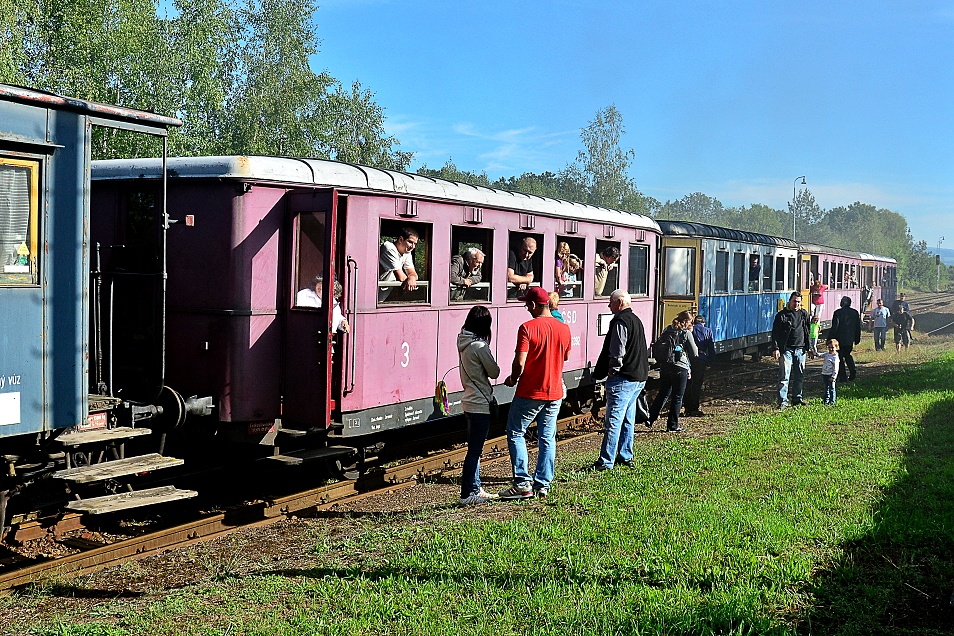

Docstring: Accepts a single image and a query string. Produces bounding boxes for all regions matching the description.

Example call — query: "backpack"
[652,329,684,367]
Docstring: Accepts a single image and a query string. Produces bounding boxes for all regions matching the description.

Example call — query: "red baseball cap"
[517,287,551,305]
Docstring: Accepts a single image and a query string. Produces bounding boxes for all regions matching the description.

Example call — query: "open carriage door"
[282,189,338,429]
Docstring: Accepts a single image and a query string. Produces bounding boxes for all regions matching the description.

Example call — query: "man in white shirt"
[871,298,891,352]
[379,227,419,301]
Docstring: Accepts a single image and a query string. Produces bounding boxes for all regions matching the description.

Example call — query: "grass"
[10,349,954,635]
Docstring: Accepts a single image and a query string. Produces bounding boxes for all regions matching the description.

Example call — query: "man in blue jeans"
[500,287,572,499]
[771,292,814,408]
[590,290,649,470]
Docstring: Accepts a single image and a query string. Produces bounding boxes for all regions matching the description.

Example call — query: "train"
[0,84,896,534]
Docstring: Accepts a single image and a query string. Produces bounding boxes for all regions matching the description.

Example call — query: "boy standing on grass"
[821,340,840,405]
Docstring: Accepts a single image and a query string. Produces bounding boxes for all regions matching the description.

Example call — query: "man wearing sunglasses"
[450,247,485,301]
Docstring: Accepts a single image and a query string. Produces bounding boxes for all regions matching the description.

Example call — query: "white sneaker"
[459,493,493,506]
[477,488,499,499]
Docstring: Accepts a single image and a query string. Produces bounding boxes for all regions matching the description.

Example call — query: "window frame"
[450,225,493,304]
[506,231,543,301]
[626,243,650,297]
[378,220,432,305]
[0,156,41,287]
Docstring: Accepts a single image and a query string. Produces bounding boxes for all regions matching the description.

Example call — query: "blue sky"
[311,0,953,247]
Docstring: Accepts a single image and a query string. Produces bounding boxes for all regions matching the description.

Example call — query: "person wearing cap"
[683,314,715,417]
[892,292,910,316]
[499,287,572,500]
[589,289,649,471]
[892,303,915,351]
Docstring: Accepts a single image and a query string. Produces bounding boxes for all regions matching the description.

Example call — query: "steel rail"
[0,414,594,594]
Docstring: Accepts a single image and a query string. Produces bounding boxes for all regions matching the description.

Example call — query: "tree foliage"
[0,0,412,167]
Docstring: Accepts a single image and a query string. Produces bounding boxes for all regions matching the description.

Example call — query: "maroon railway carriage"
[91,157,661,452]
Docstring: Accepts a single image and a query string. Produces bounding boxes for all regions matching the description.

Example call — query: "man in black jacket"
[591,289,649,470]
[830,296,862,382]
[771,292,814,408]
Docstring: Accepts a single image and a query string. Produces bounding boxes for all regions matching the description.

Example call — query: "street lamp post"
[937,236,945,293]
[792,176,806,242]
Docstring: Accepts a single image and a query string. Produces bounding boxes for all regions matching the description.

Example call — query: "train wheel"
[328,448,361,481]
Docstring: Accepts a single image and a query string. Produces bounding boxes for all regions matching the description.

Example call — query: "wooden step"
[52,454,183,483]
[65,486,198,515]
[57,427,152,447]
[265,446,355,466]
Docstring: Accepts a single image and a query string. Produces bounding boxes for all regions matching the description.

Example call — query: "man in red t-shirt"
[499,287,572,500]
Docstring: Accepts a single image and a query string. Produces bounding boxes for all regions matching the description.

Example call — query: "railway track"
[0,357,792,595]
[0,413,599,594]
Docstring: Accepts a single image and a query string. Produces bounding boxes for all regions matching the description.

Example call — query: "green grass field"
[8,349,954,635]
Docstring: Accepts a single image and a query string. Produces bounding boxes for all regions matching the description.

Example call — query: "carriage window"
[379,220,430,304]
[836,262,844,289]
[714,251,729,293]
[507,232,542,300]
[450,226,492,303]
[788,258,797,291]
[293,210,328,308]
[731,253,745,292]
[663,246,695,297]
[748,254,761,292]
[0,158,40,286]
[594,240,621,297]
[775,256,785,291]
[823,261,830,288]
[556,235,586,299]
[627,244,649,297]
[762,254,773,291]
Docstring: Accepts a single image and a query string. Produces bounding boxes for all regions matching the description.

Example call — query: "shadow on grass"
[799,362,954,634]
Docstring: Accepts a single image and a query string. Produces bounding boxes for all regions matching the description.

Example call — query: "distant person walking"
[830,296,861,383]
[892,304,915,351]
[456,306,501,506]
[500,287,572,500]
[683,314,715,417]
[590,290,649,471]
[771,292,814,409]
[871,298,891,352]
[648,311,698,432]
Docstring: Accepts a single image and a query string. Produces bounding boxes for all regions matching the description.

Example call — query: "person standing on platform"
[590,290,649,471]
[683,314,715,417]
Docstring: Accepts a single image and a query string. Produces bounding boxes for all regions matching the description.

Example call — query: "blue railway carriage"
[0,84,192,532]
[657,221,799,357]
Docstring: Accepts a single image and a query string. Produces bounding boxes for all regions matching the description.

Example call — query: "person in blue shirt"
[683,314,715,417]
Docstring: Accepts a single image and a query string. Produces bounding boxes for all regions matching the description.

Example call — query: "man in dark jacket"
[830,296,862,382]
[771,292,814,408]
[683,314,715,417]
[591,289,649,470]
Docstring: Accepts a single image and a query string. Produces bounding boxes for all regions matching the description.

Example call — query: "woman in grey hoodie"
[457,306,501,505]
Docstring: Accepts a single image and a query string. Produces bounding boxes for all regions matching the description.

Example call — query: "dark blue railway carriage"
[0,84,194,534]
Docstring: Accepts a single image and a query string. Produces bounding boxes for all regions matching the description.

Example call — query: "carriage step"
[52,454,183,483]
[57,427,152,447]
[65,486,198,514]
[266,446,355,466]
